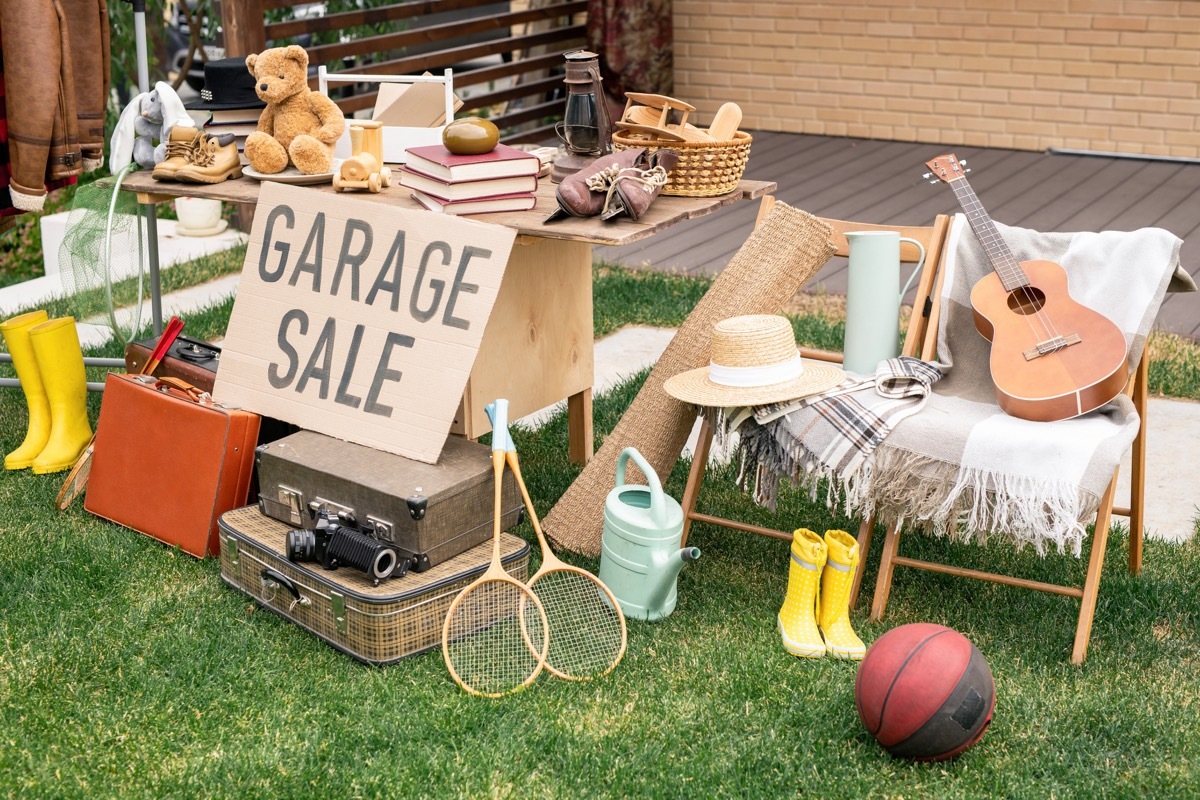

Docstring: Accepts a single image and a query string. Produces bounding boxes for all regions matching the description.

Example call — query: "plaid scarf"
[721,356,945,508]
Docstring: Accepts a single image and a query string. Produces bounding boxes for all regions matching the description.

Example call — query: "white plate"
[243,159,342,185]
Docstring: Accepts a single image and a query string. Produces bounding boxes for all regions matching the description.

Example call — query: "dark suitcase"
[219,506,531,664]
[124,333,221,393]
[255,430,523,573]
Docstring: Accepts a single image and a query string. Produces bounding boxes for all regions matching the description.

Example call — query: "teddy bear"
[244,45,345,175]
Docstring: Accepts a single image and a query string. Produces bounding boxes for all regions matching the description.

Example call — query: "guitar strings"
[952,179,1063,348]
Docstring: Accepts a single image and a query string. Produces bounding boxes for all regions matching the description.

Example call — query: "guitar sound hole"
[1007,286,1046,315]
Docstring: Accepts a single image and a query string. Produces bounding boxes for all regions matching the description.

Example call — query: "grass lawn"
[1,261,1199,799]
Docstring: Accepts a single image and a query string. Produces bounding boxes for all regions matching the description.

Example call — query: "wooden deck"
[595,131,1200,339]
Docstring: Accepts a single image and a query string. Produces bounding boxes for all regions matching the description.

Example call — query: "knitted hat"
[662,315,844,407]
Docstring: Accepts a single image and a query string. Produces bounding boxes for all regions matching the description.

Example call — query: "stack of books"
[203,108,261,153]
[400,143,540,215]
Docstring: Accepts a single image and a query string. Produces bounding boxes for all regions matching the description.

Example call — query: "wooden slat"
[266,0,505,40]
[890,556,1086,599]
[317,26,586,82]
[456,51,571,88]
[303,2,585,66]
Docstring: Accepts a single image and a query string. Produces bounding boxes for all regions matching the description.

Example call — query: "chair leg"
[850,513,876,609]
[679,417,714,549]
[1128,354,1148,574]
[870,522,903,621]
[1071,469,1120,665]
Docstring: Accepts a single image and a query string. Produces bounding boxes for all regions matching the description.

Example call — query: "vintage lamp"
[550,50,613,183]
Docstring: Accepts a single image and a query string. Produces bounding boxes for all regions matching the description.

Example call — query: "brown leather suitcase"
[85,373,261,558]
[255,430,523,572]
[124,334,220,393]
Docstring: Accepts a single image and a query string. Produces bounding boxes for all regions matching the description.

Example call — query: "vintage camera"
[286,510,408,585]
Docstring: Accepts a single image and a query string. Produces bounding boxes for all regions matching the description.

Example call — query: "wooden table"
[120,171,776,463]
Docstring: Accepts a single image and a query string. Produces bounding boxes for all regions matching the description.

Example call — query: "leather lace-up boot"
[152,126,202,181]
[175,133,243,184]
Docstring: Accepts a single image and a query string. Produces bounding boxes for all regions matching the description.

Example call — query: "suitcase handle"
[155,376,213,404]
[261,568,302,602]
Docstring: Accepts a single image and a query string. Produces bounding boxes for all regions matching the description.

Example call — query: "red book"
[403,143,541,182]
[398,167,538,201]
[410,188,537,216]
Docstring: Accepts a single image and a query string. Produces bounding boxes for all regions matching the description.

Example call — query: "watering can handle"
[615,447,668,528]
[898,237,926,301]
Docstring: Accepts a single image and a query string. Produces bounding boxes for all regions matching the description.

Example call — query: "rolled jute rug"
[542,200,836,556]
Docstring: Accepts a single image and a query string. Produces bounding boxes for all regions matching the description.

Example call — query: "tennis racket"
[486,403,627,681]
[56,316,185,510]
[442,399,549,697]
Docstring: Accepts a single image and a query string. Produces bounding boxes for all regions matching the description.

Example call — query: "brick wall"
[673,0,1200,158]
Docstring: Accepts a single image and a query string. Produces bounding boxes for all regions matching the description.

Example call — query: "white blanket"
[861,214,1187,554]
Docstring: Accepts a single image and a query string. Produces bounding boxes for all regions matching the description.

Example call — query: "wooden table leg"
[567,388,594,465]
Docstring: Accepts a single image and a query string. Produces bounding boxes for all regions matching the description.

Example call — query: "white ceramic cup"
[175,197,223,233]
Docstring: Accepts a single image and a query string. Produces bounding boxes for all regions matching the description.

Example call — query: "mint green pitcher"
[842,230,925,376]
[598,447,700,622]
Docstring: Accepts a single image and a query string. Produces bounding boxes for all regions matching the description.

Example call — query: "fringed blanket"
[726,214,1190,555]
[724,357,944,510]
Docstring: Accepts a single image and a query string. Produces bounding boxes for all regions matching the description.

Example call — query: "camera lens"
[371,547,397,581]
[286,528,316,562]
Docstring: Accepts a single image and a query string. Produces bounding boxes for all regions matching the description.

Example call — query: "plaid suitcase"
[255,430,523,573]
[218,506,530,664]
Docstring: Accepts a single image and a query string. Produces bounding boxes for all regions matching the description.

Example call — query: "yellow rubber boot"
[0,310,52,469]
[778,528,827,658]
[28,317,92,474]
[819,529,866,660]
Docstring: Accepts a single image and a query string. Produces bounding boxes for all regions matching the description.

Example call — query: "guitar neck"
[946,177,1029,291]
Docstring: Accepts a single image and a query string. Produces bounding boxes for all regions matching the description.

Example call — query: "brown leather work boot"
[174,133,243,184]
[152,126,202,181]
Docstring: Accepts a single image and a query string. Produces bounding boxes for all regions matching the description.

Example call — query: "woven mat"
[542,201,836,556]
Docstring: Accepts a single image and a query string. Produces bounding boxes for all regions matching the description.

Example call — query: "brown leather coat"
[0,0,110,211]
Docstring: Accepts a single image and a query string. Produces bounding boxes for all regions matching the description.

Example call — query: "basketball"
[855,623,995,761]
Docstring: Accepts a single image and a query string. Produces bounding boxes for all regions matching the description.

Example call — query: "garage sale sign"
[213,182,515,464]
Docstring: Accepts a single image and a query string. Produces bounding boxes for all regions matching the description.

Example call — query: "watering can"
[598,447,700,622]
[842,230,926,376]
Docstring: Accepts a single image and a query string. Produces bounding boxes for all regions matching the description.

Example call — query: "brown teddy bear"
[244,45,345,175]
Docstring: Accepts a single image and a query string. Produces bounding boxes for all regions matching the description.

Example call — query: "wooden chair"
[678,214,953,597]
[866,291,1149,666]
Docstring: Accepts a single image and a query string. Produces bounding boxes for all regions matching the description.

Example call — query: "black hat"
[185,57,267,111]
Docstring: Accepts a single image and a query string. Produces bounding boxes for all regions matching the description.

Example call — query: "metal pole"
[128,0,164,336]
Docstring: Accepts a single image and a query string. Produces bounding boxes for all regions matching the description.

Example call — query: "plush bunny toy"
[110,81,193,173]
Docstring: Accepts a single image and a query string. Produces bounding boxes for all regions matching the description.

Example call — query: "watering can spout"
[645,546,701,613]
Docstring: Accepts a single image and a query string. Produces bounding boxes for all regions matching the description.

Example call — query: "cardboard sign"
[213,182,516,464]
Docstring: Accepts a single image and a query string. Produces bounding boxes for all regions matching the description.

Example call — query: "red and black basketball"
[855,623,995,761]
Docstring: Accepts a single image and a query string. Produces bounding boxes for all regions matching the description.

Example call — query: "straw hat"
[663,315,844,407]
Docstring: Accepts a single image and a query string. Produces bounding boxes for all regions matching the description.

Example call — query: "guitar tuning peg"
[922,172,933,179]
[963,168,972,174]
[958,159,967,166]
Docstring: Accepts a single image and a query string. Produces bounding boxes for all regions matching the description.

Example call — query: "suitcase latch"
[331,591,347,635]
[367,515,394,544]
[278,486,306,526]
[225,536,239,566]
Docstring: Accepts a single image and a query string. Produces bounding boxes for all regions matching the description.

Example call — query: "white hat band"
[708,353,804,387]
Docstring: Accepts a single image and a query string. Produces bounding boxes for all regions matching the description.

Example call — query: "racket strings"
[444,579,547,697]
[529,569,625,680]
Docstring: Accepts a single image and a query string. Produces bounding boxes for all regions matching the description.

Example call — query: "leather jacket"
[0,0,110,211]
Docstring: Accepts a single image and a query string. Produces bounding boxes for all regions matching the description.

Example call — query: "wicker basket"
[611,130,752,197]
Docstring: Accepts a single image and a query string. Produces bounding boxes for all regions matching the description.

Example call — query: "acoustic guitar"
[925,153,1128,422]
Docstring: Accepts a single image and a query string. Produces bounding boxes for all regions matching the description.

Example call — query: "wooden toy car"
[333,122,392,193]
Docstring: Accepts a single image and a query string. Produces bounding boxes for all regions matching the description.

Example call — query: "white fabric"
[709,353,803,387]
